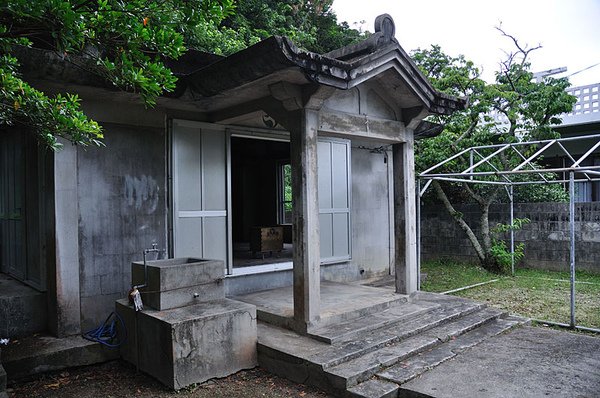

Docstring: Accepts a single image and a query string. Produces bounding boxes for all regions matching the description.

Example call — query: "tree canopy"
[412,31,577,272]
[0,0,364,149]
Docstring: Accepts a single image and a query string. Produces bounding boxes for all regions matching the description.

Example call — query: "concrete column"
[392,138,418,295]
[290,108,321,331]
[47,139,81,336]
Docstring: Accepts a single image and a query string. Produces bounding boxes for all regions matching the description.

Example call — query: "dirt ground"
[7,360,332,398]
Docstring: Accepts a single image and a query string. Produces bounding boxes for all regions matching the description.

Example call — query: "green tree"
[0,0,234,149]
[219,0,365,54]
[413,30,576,273]
[1,1,364,150]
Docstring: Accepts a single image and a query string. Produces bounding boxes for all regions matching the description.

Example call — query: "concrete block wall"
[421,202,600,273]
[77,123,167,330]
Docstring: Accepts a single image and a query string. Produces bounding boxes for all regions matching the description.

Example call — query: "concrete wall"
[77,123,167,330]
[421,202,600,273]
[320,140,392,282]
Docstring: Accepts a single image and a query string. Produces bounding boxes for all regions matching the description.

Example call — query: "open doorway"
[231,136,293,268]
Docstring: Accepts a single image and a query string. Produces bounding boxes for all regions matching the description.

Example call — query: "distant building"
[551,82,600,202]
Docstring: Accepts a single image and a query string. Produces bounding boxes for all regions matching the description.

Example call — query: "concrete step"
[0,274,47,338]
[258,296,485,375]
[2,334,119,380]
[237,281,408,333]
[257,294,509,397]
[376,315,527,387]
[308,302,438,344]
[324,307,506,391]
[347,379,399,398]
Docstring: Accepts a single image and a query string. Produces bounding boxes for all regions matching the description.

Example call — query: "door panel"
[0,131,26,280]
[318,138,351,262]
[172,122,228,265]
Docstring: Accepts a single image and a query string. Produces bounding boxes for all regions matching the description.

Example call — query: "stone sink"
[131,257,225,310]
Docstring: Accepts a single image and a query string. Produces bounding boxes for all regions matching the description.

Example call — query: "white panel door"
[318,138,351,263]
[172,121,228,265]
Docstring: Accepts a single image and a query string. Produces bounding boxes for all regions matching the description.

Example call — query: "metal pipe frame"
[416,178,422,290]
[423,165,600,179]
[569,172,576,328]
[416,134,600,333]
[421,134,600,183]
[509,186,515,276]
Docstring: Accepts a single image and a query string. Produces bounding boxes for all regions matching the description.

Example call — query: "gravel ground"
[7,361,332,398]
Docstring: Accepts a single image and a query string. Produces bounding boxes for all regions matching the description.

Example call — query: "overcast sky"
[331,0,600,87]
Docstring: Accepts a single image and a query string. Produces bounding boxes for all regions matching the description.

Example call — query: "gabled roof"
[182,14,466,116]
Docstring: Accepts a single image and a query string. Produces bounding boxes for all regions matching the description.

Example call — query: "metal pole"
[416,178,422,290]
[569,171,576,328]
[469,149,474,180]
[510,185,515,276]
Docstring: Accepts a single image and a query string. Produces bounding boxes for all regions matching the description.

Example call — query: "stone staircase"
[257,292,528,398]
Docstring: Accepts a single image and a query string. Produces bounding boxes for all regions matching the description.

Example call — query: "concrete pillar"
[392,138,418,295]
[47,139,81,336]
[290,108,321,331]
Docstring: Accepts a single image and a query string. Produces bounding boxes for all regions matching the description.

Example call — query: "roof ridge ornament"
[374,14,396,44]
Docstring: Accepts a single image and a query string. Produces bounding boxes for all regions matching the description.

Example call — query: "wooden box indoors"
[250,226,283,256]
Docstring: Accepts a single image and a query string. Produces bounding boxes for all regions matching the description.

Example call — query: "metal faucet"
[134,242,163,290]
[144,242,160,255]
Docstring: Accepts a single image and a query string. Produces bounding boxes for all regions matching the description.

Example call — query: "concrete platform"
[399,326,600,398]
[235,281,408,332]
[1,334,119,380]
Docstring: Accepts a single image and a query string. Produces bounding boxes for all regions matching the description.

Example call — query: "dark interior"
[231,137,292,267]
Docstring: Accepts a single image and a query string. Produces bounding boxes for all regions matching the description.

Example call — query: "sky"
[331,0,600,87]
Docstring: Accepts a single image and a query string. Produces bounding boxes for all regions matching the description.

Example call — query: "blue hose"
[82,311,127,348]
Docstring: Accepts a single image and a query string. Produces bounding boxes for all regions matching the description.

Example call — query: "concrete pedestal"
[131,258,224,310]
[116,298,257,389]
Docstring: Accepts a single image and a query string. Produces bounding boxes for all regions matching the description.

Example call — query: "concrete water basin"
[131,257,225,310]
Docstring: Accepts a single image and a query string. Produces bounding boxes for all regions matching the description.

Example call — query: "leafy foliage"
[220,0,365,54]
[490,218,530,273]
[0,0,235,149]
[413,33,577,273]
[1,0,365,149]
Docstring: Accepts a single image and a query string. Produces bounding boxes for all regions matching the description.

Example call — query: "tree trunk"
[433,181,505,273]
[478,200,503,273]
[432,181,486,263]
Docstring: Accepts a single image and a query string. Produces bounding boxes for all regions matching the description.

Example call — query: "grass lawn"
[421,260,600,330]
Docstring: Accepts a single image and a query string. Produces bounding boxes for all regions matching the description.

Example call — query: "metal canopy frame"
[417,134,600,332]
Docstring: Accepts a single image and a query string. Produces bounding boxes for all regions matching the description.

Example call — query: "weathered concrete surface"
[49,138,81,337]
[255,290,524,397]
[131,258,224,310]
[349,139,394,279]
[235,281,407,332]
[400,326,600,398]
[1,334,119,380]
[393,139,418,295]
[77,123,167,331]
[348,379,399,398]
[0,274,46,338]
[116,298,257,390]
[289,108,321,332]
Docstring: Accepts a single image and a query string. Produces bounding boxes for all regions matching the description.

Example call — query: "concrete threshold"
[234,281,408,332]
